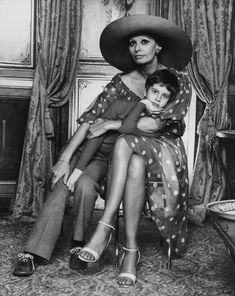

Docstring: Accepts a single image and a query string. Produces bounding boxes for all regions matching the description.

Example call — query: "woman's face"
[128,35,160,66]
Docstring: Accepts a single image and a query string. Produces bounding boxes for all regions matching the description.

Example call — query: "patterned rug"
[0,211,235,296]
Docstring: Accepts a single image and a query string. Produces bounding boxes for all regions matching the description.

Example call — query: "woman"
[78,15,192,287]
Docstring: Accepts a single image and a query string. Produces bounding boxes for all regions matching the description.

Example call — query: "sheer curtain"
[12,0,82,222]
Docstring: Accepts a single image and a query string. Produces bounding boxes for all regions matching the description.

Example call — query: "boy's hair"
[145,69,179,103]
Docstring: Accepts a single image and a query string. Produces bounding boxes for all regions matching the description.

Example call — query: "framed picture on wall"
[0,0,35,68]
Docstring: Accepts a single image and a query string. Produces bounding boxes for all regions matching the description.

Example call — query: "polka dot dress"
[78,70,192,256]
[120,70,192,256]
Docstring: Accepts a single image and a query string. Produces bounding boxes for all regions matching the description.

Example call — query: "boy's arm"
[101,99,136,120]
[87,100,137,139]
[137,116,166,133]
[119,102,164,137]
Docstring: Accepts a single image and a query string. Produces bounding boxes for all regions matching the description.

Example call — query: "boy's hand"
[141,99,163,115]
[51,159,70,189]
[66,168,83,192]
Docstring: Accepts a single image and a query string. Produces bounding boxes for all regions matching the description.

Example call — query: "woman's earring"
[155,45,162,56]
[156,49,161,55]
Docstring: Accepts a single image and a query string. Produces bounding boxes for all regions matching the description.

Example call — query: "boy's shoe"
[69,247,88,270]
[12,253,38,277]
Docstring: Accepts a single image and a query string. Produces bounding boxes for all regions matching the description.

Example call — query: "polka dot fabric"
[120,70,192,256]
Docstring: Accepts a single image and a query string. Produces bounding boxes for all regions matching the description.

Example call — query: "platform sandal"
[117,247,140,287]
[78,220,115,263]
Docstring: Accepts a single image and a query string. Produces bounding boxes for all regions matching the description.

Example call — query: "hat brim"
[100,15,192,72]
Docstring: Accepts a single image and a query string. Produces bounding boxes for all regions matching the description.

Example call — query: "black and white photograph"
[0,0,234,295]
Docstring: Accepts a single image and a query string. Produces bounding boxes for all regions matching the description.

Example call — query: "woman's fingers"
[90,118,104,131]
[88,124,106,138]
[51,173,61,189]
[70,183,74,193]
[63,169,70,184]
[66,169,82,192]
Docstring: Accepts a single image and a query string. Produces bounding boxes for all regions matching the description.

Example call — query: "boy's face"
[146,83,171,109]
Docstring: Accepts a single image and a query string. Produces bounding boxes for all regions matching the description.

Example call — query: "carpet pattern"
[0,212,235,296]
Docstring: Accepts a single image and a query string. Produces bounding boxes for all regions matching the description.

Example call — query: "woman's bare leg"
[79,138,134,262]
[118,155,146,286]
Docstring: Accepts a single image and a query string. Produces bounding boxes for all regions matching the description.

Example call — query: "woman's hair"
[145,69,179,102]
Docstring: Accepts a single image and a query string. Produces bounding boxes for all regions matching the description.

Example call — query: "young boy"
[66,69,179,192]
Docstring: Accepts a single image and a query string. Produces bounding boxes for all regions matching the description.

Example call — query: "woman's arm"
[119,102,165,137]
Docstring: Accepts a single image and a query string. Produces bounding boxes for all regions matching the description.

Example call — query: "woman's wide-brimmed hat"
[100,15,192,72]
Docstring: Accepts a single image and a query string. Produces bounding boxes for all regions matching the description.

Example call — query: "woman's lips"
[134,55,144,59]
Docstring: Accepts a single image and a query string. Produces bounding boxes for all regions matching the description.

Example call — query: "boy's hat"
[100,15,192,72]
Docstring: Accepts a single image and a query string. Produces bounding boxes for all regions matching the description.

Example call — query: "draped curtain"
[11,0,82,222]
[155,0,233,225]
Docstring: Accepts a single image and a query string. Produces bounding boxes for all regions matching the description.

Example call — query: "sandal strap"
[123,247,138,252]
[98,220,115,231]
[79,247,99,262]
[123,247,140,264]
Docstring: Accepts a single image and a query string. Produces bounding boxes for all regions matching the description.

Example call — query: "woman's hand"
[51,159,70,189]
[87,118,107,139]
[141,99,163,115]
[87,118,122,139]
[66,168,83,192]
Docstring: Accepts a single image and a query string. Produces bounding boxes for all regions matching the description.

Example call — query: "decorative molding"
[69,74,113,137]
[78,80,88,89]
[0,78,33,88]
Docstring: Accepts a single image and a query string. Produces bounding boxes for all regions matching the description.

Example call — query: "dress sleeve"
[77,78,119,125]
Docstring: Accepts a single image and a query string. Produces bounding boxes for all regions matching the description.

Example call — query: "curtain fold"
[155,0,233,225]
[11,0,82,222]
[178,0,233,225]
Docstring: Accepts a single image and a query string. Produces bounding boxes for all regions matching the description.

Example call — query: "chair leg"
[160,236,172,269]
[167,238,172,269]
[114,210,120,268]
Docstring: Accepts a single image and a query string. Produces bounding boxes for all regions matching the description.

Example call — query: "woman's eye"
[129,41,135,47]
[141,39,149,45]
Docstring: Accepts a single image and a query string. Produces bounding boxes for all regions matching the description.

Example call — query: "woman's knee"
[128,155,145,180]
[113,137,129,156]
